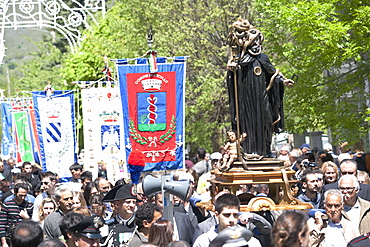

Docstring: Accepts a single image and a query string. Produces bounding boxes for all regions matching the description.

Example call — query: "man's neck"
[46,188,55,196]
[60,208,70,215]
[66,238,75,247]
[305,190,317,200]
[14,198,24,206]
[119,212,132,220]
[345,197,358,207]
[139,228,150,238]
[331,216,341,224]
[218,224,227,233]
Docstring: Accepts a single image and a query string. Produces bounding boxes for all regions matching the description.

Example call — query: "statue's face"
[230,19,264,56]
[246,28,264,56]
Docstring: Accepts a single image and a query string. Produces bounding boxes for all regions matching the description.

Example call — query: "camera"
[302,161,318,169]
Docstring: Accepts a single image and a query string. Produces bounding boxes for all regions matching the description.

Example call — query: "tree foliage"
[253,0,370,145]
[13,0,370,151]
[16,39,65,93]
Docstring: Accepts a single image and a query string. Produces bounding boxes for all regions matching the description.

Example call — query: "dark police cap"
[209,225,253,247]
[102,183,137,202]
[69,215,105,239]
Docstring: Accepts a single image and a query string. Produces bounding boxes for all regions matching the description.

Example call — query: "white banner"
[81,86,127,182]
[33,91,76,178]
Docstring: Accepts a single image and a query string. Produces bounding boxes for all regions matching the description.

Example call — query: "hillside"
[0,28,52,97]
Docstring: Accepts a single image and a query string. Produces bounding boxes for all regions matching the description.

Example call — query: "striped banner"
[81,86,127,183]
[33,91,77,178]
[28,108,41,165]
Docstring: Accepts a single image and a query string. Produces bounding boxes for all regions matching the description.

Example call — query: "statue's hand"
[283,79,294,87]
[227,60,238,71]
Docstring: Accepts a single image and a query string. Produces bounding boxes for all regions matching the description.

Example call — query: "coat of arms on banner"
[101,125,120,153]
[127,72,177,163]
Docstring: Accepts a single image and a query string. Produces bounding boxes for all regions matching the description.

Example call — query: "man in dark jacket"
[101,184,138,247]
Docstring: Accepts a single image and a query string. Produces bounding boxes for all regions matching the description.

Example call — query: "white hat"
[280,146,291,152]
[323,143,333,151]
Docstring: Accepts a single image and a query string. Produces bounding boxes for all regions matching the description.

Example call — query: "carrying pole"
[231,53,248,170]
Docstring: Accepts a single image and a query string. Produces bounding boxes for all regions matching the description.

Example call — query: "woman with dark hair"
[317,152,334,167]
[271,211,309,247]
[148,219,173,247]
[83,182,98,207]
[89,194,107,218]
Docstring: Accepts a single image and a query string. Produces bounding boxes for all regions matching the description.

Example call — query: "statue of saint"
[227,19,294,157]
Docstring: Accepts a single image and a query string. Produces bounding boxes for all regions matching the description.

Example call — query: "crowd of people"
[0,142,369,247]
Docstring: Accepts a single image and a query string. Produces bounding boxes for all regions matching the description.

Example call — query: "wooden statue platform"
[197,159,313,212]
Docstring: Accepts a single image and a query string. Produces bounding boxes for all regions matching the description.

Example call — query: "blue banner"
[1,103,15,158]
[116,57,186,172]
[32,90,77,178]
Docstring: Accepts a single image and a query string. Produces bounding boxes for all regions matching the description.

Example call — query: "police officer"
[69,215,105,247]
[101,184,138,247]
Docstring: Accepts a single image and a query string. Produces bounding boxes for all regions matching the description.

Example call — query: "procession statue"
[220,130,247,171]
[227,19,294,158]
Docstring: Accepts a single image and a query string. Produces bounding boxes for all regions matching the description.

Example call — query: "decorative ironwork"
[0,0,106,63]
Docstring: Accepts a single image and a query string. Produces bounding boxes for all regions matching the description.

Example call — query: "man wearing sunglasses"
[0,183,34,247]
[309,189,358,246]
[32,172,58,221]
[339,175,370,235]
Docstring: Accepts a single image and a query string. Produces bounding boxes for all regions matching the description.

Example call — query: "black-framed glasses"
[341,172,355,175]
[326,203,342,208]
[339,187,356,192]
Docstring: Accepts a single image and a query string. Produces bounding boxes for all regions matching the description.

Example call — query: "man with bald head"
[339,175,370,235]
[322,159,370,204]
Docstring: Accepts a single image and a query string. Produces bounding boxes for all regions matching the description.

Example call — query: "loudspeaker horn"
[142,174,162,197]
[164,180,190,201]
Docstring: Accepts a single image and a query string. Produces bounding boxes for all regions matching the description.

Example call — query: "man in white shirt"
[339,174,370,235]
[309,189,358,246]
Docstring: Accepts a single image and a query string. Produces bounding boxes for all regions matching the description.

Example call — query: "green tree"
[15,40,65,93]
[253,0,370,146]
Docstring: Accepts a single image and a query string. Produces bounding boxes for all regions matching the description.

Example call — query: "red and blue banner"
[116,57,187,172]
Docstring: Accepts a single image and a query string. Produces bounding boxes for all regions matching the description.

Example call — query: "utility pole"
[6,65,10,96]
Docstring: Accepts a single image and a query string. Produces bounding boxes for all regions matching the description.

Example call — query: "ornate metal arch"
[0,0,105,63]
